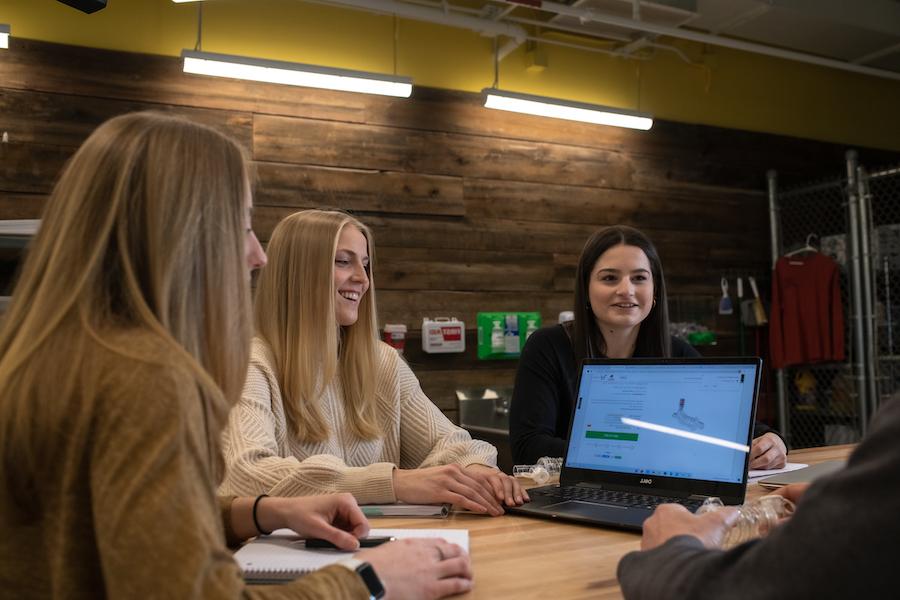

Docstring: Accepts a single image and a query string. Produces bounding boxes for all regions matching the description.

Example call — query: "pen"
[306,536,396,549]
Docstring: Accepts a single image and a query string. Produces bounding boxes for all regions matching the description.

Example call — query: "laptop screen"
[565,362,758,484]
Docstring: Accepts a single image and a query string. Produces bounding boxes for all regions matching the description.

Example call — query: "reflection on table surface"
[367,444,855,599]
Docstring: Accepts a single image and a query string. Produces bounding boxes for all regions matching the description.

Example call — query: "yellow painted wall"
[4,0,900,150]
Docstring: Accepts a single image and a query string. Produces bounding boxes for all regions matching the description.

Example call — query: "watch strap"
[338,558,385,599]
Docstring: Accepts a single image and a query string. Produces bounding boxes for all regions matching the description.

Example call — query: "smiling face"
[333,224,370,327]
[588,243,654,334]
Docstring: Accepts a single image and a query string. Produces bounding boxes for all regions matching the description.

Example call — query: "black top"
[617,394,900,599]
[509,324,777,465]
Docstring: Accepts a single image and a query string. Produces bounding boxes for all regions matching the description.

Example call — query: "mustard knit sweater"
[220,338,498,502]
[0,331,367,599]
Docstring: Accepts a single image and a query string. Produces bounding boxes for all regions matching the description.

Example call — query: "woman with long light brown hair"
[221,209,527,514]
[0,112,473,599]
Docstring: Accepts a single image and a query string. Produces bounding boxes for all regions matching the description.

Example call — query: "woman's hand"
[750,432,787,470]
[393,465,504,516]
[640,503,739,551]
[245,493,370,550]
[356,538,473,600]
[464,464,529,507]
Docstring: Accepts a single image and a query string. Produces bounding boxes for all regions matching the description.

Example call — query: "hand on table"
[357,538,473,600]
[750,432,787,470]
[640,503,739,552]
[393,464,504,516]
[256,493,370,551]
[464,464,529,508]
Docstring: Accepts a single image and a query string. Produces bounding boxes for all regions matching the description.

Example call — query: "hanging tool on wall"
[748,276,768,325]
[719,277,734,315]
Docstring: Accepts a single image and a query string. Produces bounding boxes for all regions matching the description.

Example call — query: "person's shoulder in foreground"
[617,393,900,599]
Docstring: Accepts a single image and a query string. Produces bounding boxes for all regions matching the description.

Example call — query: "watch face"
[356,562,385,599]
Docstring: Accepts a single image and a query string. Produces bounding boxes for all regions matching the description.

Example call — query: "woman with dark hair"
[509,225,786,469]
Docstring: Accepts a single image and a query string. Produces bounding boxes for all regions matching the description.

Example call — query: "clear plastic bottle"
[536,456,563,472]
[504,314,520,353]
[696,495,795,549]
[490,320,504,352]
[513,456,563,485]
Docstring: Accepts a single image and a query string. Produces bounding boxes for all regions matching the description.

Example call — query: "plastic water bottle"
[696,495,795,549]
[513,456,563,485]
[490,320,504,352]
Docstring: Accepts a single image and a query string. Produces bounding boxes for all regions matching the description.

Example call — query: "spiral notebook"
[235,528,469,583]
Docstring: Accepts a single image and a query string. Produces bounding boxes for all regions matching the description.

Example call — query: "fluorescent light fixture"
[483,87,653,131]
[172,1,204,3]
[0,24,10,50]
[181,50,413,98]
[621,417,750,453]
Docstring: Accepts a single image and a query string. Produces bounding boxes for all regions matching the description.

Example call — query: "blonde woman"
[222,210,527,515]
[0,113,472,599]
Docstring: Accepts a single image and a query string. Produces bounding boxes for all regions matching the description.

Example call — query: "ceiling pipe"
[500,0,900,82]
[853,41,900,65]
[315,0,528,59]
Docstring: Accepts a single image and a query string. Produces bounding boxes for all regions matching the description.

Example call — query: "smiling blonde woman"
[221,209,527,514]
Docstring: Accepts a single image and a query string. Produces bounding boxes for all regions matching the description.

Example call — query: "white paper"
[748,462,808,480]
[235,528,469,578]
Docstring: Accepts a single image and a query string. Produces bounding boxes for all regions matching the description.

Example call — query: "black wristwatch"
[341,558,385,599]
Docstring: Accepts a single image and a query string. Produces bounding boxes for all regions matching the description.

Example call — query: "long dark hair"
[567,225,671,366]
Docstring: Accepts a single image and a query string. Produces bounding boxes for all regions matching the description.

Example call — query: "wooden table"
[368,445,854,600]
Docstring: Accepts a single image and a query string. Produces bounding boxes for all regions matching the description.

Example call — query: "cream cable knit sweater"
[220,337,498,504]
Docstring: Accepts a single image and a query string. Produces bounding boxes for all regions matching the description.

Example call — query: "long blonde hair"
[254,210,380,443]
[0,112,252,506]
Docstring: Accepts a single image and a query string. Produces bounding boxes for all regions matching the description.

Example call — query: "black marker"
[306,536,396,549]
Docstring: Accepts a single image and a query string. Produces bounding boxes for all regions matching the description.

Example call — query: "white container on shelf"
[421,317,465,353]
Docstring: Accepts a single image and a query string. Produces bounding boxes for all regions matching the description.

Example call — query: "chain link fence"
[772,179,861,448]
[863,166,900,406]
[770,158,900,449]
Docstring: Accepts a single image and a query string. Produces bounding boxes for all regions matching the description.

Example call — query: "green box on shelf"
[476,312,542,360]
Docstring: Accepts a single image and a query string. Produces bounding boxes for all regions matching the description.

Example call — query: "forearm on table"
[228,495,295,541]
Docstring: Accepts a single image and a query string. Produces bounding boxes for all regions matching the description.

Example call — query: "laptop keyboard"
[531,485,704,512]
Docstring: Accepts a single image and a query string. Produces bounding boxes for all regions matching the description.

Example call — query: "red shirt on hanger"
[769,252,845,369]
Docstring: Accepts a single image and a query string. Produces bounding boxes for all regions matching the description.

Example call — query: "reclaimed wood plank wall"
[2,39,898,423]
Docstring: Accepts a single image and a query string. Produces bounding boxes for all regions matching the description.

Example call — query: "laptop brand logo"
[639,478,653,484]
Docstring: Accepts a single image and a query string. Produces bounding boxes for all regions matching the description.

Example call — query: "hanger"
[785,233,819,257]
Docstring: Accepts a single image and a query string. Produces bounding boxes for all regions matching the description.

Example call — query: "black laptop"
[509,357,762,530]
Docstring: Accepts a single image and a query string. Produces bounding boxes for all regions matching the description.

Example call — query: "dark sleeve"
[509,327,569,465]
[670,336,700,358]
[671,336,781,441]
[752,420,777,439]
[618,393,900,599]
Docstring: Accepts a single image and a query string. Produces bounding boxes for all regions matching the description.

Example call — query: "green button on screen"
[585,431,639,441]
